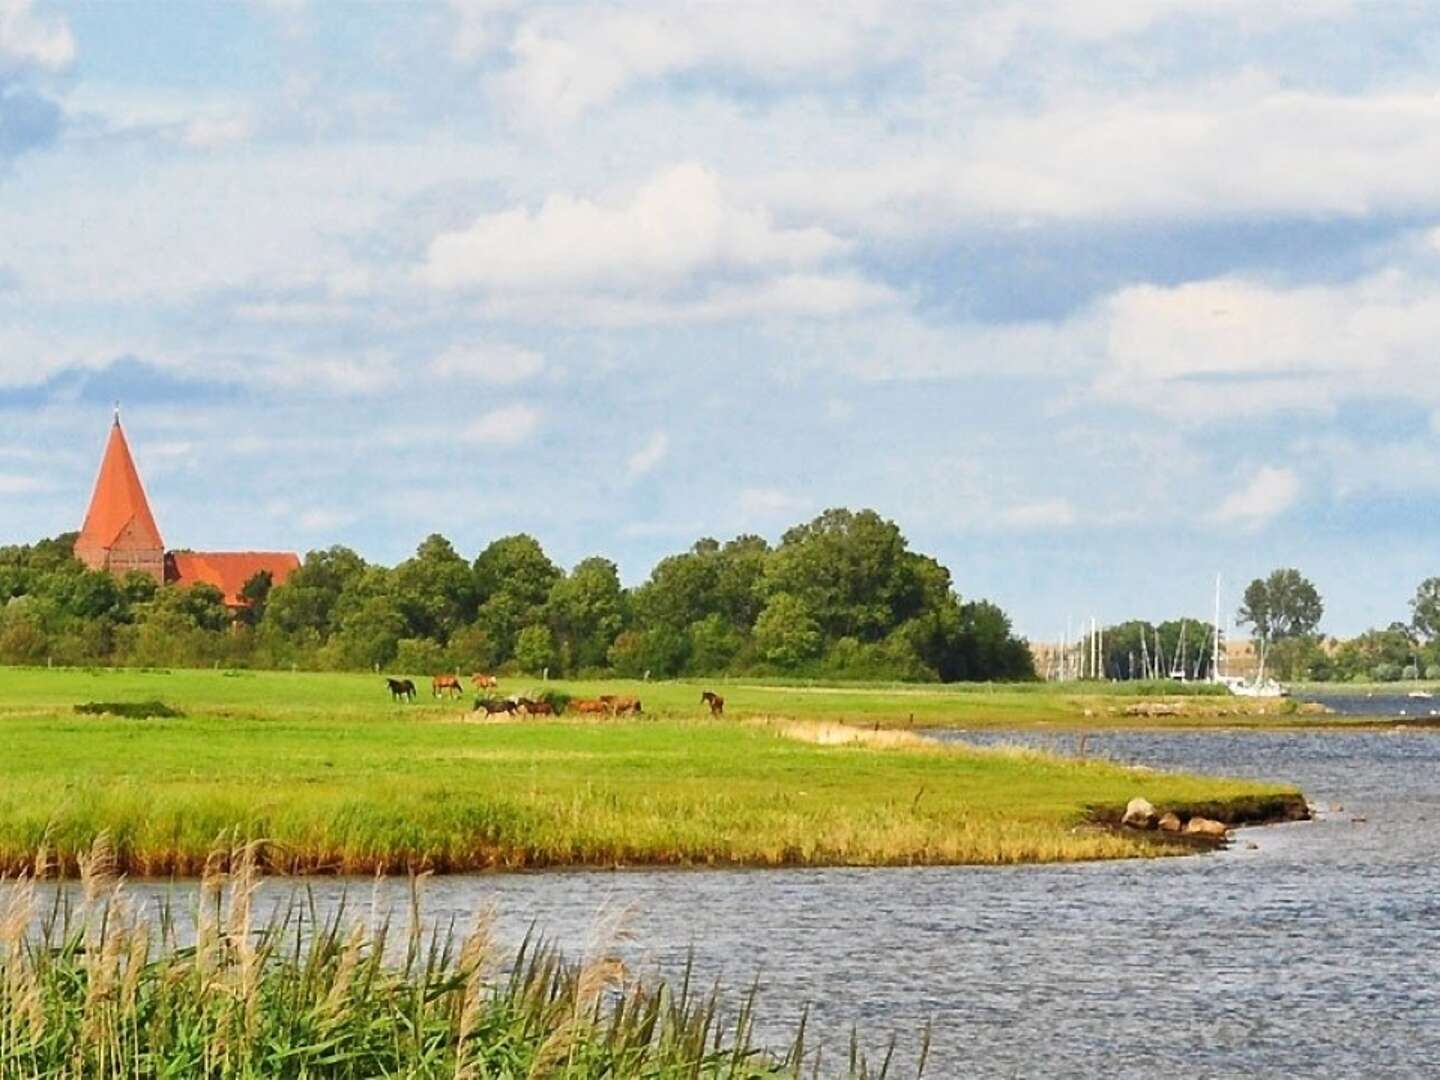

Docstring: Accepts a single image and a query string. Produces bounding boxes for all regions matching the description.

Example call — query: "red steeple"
[74,411,166,582]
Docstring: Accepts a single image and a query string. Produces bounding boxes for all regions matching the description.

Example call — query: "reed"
[0,839,921,1078]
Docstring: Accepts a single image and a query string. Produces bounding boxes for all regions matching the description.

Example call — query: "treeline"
[1087,568,1440,684]
[0,508,1035,682]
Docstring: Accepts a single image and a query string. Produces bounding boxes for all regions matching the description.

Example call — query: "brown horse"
[473,696,516,716]
[471,672,498,690]
[432,674,464,699]
[701,690,725,716]
[517,697,554,716]
[570,698,609,715]
[607,696,642,716]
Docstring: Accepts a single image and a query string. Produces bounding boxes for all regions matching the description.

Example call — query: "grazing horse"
[432,674,464,700]
[471,672,499,690]
[607,696,642,716]
[701,690,725,717]
[570,698,609,715]
[473,696,516,716]
[386,678,416,702]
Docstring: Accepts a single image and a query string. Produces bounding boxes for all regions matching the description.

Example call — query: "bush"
[1372,663,1404,683]
[394,637,450,676]
[74,700,183,719]
[1426,665,1440,681]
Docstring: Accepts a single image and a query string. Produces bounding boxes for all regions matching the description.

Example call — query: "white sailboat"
[1212,574,1288,698]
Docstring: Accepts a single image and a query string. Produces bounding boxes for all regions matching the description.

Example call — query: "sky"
[2,0,1439,639]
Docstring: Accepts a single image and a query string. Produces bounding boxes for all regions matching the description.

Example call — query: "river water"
[17,730,1440,1077]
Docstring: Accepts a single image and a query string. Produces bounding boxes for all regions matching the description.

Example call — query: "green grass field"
[0,666,1302,876]
[0,665,1331,728]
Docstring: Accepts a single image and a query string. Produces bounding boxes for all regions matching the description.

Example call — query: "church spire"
[74,411,166,582]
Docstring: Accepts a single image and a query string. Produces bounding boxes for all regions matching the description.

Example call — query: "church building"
[75,412,300,609]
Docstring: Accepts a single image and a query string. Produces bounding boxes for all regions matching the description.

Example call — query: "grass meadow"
[0,666,1302,877]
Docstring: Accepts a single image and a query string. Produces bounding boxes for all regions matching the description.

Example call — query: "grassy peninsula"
[0,668,1301,876]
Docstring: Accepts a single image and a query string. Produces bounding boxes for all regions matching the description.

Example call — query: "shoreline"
[0,789,1311,880]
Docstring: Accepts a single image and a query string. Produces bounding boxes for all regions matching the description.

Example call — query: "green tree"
[686,613,745,674]
[762,509,926,642]
[753,593,823,668]
[547,557,626,671]
[515,624,555,674]
[1238,568,1324,680]
[238,570,274,627]
[1412,577,1440,641]
[265,546,368,637]
[474,535,560,610]
[606,626,688,678]
[449,622,500,672]
[390,534,477,643]
[333,595,406,670]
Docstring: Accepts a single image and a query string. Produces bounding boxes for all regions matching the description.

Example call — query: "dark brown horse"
[473,696,516,716]
[386,678,416,702]
[701,690,724,717]
[516,697,554,716]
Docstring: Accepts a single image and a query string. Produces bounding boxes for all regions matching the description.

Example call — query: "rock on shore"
[1183,817,1229,839]
[1122,797,1159,829]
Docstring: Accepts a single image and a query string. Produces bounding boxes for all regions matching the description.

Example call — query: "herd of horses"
[382,675,726,718]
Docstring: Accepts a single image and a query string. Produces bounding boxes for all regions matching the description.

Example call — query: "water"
[1299,690,1440,720]
[17,730,1440,1077]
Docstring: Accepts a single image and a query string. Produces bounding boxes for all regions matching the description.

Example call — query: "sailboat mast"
[1212,573,1223,683]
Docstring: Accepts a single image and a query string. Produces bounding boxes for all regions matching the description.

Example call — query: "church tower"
[74,410,167,584]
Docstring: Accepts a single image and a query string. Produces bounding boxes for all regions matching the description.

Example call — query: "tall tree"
[762,509,925,642]
[1238,568,1324,642]
[1412,577,1440,641]
[1238,568,1324,680]
[547,557,626,671]
[390,534,477,642]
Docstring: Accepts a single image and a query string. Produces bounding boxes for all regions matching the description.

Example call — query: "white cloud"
[429,344,545,384]
[1292,435,1440,499]
[763,79,1440,231]
[739,487,809,518]
[297,507,357,532]
[459,403,540,446]
[446,0,526,60]
[1000,497,1078,530]
[1092,270,1440,420]
[1215,465,1299,527]
[0,0,74,71]
[490,1,899,124]
[0,472,45,494]
[626,430,668,476]
[182,110,255,149]
[421,163,845,291]
[0,325,117,389]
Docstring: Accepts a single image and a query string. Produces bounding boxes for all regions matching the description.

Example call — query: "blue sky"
[3,0,1440,639]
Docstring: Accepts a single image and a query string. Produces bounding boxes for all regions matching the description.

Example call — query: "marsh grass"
[0,839,908,1078]
[0,668,1302,876]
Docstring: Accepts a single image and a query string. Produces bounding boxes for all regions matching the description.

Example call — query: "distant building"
[75,412,299,609]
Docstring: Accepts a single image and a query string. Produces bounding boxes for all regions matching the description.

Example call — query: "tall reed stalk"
[0,837,918,1078]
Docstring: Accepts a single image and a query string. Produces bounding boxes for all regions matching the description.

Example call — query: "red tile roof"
[76,420,164,553]
[168,551,301,607]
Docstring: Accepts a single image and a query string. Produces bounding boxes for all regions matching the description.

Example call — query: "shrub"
[1372,663,1403,682]
[74,700,183,719]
